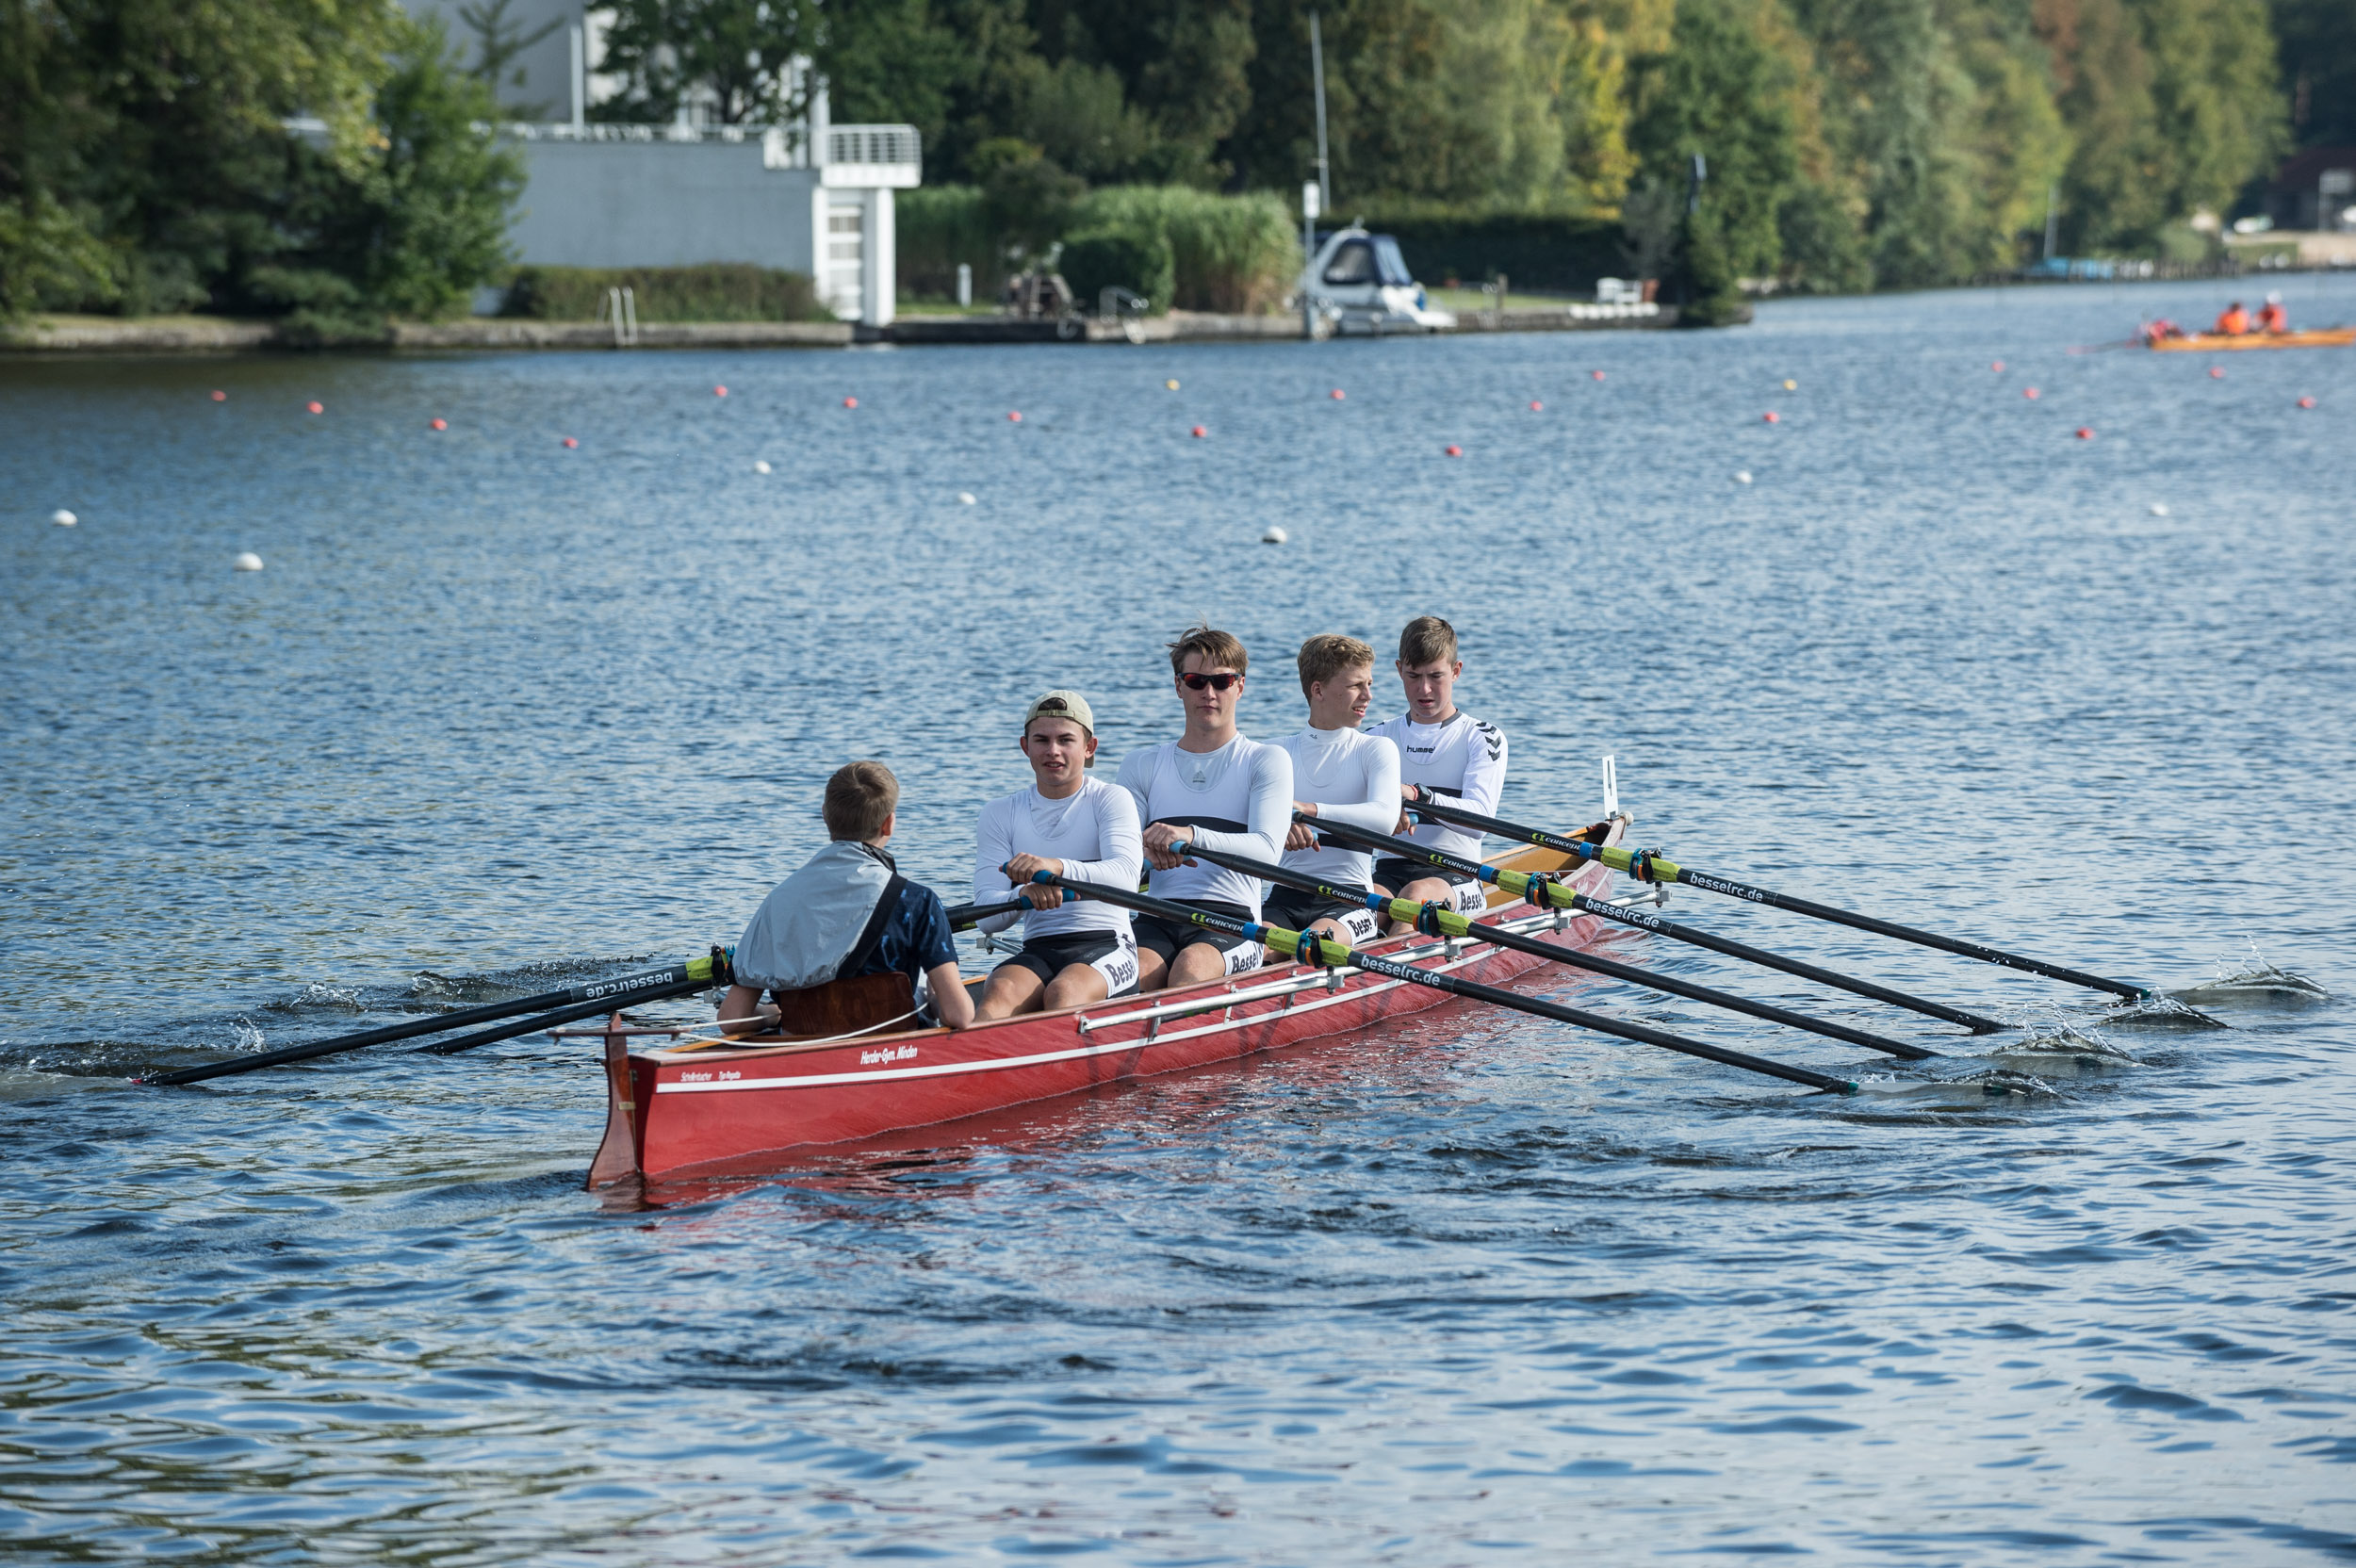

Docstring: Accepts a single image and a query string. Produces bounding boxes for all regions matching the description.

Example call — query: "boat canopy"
[1321,234,1416,288]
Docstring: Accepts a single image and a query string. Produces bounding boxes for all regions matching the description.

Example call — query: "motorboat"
[1301,226,1456,334]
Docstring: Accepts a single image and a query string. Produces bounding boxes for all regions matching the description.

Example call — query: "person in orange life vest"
[2214,301,2250,335]
[2256,292,2289,333]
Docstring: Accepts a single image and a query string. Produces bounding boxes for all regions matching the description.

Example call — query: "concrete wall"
[510,139,819,273]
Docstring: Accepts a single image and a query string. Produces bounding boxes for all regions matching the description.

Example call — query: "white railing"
[826,125,920,168]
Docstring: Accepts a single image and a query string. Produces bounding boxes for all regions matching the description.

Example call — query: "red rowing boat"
[589,828,1626,1189]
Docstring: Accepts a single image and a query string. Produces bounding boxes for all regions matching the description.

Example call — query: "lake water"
[4,277,2353,1563]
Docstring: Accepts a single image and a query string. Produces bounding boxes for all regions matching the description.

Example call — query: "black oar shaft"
[1309,813,2004,1035]
[1023,871,1855,1095]
[416,977,712,1055]
[1173,839,1933,1061]
[1404,795,2148,1001]
[140,956,722,1086]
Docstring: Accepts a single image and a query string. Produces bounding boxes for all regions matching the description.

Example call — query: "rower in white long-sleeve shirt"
[1271,634,1400,946]
[1366,615,1509,928]
[972,690,1143,1019]
[1114,626,1294,991]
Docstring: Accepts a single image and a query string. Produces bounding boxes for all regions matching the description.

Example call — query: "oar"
[1402,794,2151,1002]
[1014,869,1858,1095]
[947,897,1029,930]
[1308,813,2005,1034]
[1170,838,1935,1060]
[139,952,729,1086]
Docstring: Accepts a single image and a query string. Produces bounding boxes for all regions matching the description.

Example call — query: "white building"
[401,0,916,323]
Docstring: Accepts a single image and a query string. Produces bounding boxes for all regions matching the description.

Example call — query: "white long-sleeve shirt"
[1276,725,1401,890]
[1114,735,1293,913]
[1366,710,1509,864]
[971,778,1142,940]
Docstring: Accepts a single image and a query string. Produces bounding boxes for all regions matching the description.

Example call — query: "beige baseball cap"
[1023,690,1096,764]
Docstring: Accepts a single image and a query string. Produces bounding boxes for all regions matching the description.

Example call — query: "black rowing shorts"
[1131,901,1266,976]
[1000,930,1140,998]
[1372,858,1490,915]
[1262,884,1382,945]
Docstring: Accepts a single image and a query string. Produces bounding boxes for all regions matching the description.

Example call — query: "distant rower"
[1271,634,1400,946]
[1368,616,1508,931]
[971,691,1144,1018]
[1117,626,1295,991]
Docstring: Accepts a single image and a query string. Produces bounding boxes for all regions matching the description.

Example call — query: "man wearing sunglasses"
[1114,626,1295,991]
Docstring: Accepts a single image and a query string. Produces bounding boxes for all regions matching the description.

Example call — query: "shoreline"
[1,302,1685,355]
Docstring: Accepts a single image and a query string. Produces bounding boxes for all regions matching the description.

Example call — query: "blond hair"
[1297,633,1375,697]
[1167,624,1248,678]
[822,760,899,841]
[1398,615,1459,668]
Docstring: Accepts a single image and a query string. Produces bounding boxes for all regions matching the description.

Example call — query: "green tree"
[2272,0,2356,147]
[1629,0,1802,276]
[247,19,525,337]
[595,0,810,123]
[818,0,1039,181]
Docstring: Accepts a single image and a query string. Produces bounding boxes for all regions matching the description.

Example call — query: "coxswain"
[717,760,974,1037]
[1368,616,1509,933]
[2257,292,2288,334]
[1270,634,1401,947]
[1115,626,1295,991]
[2214,301,2250,335]
[970,691,1144,1018]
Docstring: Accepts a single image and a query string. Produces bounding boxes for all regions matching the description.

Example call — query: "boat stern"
[586,1032,655,1189]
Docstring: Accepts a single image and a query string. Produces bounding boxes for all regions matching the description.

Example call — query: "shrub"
[897,185,996,300]
[502,264,827,322]
[1072,187,1299,314]
[1058,228,1175,313]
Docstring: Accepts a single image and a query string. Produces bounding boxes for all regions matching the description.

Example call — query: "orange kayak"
[2149,328,2356,351]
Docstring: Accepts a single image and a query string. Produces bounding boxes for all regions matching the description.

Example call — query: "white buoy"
[1261,525,1288,545]
[1735,471,1753,485]
[2150,502,2169,516]
[753,460,772,475]
[52,509,76,526]
[232,552,264,572]
[957,491,977,505]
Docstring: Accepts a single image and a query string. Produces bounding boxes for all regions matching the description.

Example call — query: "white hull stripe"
[650,913,1579,1096]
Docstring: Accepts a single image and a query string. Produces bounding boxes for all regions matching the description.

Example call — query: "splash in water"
[2171,945,2330,1007]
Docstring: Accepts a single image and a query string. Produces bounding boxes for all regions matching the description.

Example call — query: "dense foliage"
[806,0,2298,291]
[503,262,828,320]
[0,0,520,326]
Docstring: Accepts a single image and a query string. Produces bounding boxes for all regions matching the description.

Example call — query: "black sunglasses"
[1179,672,1240,692]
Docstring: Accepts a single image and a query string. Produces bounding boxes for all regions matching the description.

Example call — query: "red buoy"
[2023,387,2040,400]
[1445,444,1463,457]
[1191,425,1207,438]
[2299,396,2317,409]
[1591,370,1605,381]
[1762,411,1780,423]
[2075,426,2094,440]
[714,384,728,397]
[430,417,447,431]
[306,400,323,414]
[1991,360,2005,372]
[1530,400,1544,411]
[562,436,579,448]
[1007,410,1023,422]
[2209,367,2224,379]
[843,396,858,409]
[210,390,227,401]
[1330,389,1345,400]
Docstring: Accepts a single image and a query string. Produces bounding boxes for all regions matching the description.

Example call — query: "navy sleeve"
[879,886,958,979]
